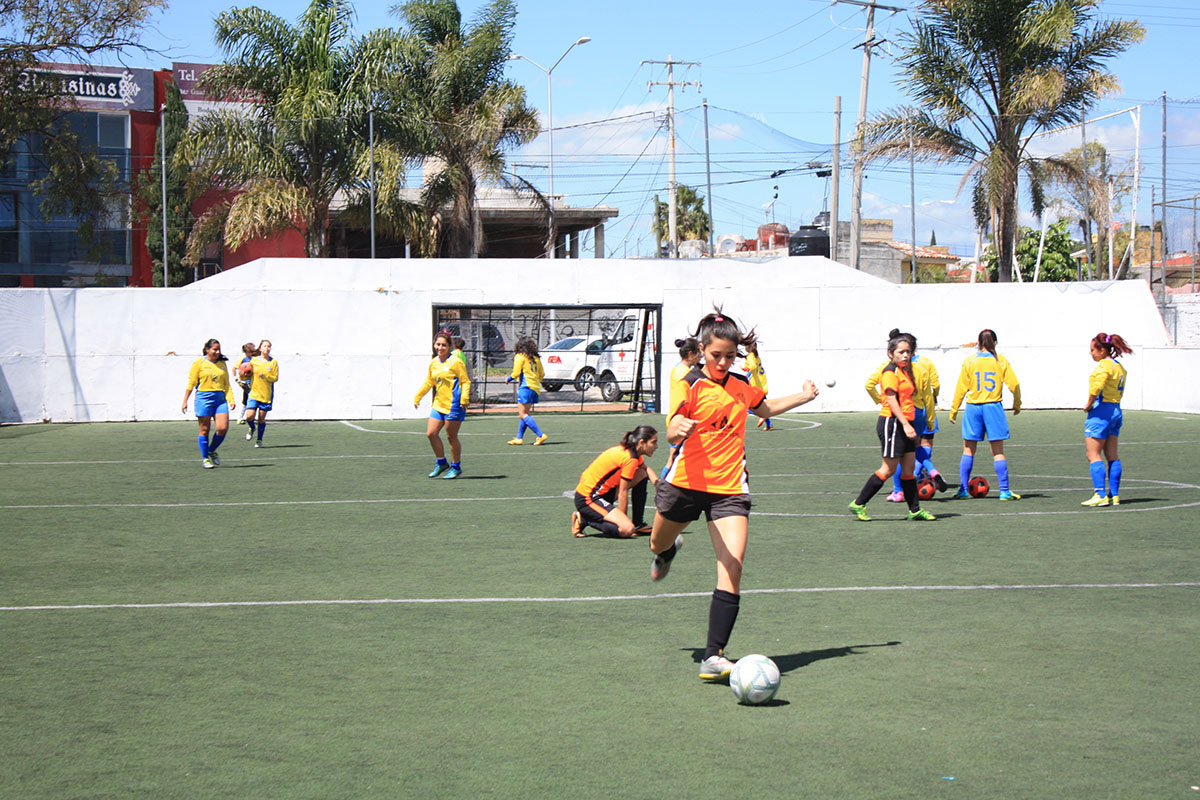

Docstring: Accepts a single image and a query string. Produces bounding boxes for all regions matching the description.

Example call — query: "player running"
[647,308,820,682]
[181,338,236,469]
[948,328,1022,500]
[506,337,548,446]
[571,425,659,538]
[1082,332,1132,507]
[414,330,471,479]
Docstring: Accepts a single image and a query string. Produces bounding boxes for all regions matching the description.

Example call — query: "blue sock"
[210,432,226,452]
[256,421,266,442]
[198,435,210,458]
[916,446,936,477]
[1108,459,1122,496]
[524,416,543,437]
[516,418,527,439]
[247,419,256,434]
[994,458,1010,492]
[892,472,903,494]
[450,462,461,470]
[959,454,974,488]
[1089,461,1107,494]
[436,457,448,467]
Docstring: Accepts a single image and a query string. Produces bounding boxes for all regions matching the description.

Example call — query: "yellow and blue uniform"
[1085,357,1126,440]
[950,350,1021,442]
[744,352,772,430]
[415,355,471,421]
[509,353,544,402]
[246,355,279,410]
[187,357,235,417]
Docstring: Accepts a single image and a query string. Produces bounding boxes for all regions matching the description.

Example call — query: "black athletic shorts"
[654,480,751,523]
[877,415,917,458]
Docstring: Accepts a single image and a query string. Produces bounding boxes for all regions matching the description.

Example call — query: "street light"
[510,36,591,258]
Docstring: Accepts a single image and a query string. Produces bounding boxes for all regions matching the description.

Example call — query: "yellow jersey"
[1089,358,1127,404]
[186,357,235,407]
[951,351,1021,411]
[415,355,471,413]
[743,352,768,393]
[248,355,279,404]
[510,353,544,394]
[866,357,936,415]
[667,361,692,419]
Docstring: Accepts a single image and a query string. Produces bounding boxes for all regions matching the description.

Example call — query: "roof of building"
[887,241,961,262]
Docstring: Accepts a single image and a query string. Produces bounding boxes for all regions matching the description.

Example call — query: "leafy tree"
[861,0,1143,282]
[652,184,711,253]
[389,0,540,258]
[180,0,411,261]
[984,220,1083,282]
[929,230,937,246]
[1046,141,1132,267]
[135,80,193,286]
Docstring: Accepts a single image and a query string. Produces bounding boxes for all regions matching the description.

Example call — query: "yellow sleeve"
[865,362,886,405]
[261,358,279,384]
[1088,362,1109,398]
[510,353,527,382]
[414,361,435,406]
[222,363,236,407]
[927,360,941,402]
[951,357,972,414]
[1001,356,1021,412]
[186,359,202,392]
[452,358,471,405]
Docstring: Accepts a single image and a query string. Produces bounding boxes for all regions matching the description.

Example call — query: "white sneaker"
[245,431,252,440]
[254,441,262,448]
[699,652,736,681]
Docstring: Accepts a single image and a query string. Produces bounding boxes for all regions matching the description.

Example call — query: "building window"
[0,193,16,263]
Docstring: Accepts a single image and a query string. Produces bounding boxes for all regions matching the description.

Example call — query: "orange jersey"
[663,366,766,495]
[879,363,916,420]
[575,445,645,500]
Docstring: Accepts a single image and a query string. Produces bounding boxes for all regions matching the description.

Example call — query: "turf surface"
[2,410,1198,798]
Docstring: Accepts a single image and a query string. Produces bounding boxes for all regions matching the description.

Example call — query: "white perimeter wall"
[1,255,1196,422]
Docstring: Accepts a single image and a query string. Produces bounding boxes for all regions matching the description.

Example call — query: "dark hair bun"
[674,338,686,347]
[888,328,901,339]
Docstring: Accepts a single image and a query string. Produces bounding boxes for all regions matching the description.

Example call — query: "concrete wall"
[1,256,1197,422]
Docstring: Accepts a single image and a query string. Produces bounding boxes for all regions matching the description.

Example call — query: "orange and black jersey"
[663,365,766,495]
[575,445,645,501]
[879,363,916,420]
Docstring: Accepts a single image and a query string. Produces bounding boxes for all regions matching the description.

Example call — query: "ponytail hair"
[977,328,998,356]
[1092,332,1133,357]
[201,338,228,361]
[620,424,658,455]
[675,337,700,360]
[691,306,756,352]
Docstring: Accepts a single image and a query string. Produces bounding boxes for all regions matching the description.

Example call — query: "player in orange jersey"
[571,425,659,538]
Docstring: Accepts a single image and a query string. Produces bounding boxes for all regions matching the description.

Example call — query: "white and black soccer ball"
[729,654,781,705]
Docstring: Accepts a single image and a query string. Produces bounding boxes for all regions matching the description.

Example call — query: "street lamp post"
[510,36,591,259]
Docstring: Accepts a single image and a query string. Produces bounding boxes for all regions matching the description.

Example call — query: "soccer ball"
[729,654,781,705]
[917,479,936,501]
[239,362,254,380]
[968,476,990,498]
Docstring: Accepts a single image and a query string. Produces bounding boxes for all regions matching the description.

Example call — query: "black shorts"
[654,481,751,523]
[575,490,615,524]
[878,415,917,458]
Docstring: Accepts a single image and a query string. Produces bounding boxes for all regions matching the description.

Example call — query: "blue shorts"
[431,407,466,423]
[1085,402,1123,439]
[962,402,1009,442]
[517,387,539,405]
[922,408,939,436]
[912,407,927,437]
[246,398,273,412]
[194,391,230,418]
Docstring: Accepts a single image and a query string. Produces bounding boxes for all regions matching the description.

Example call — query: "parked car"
[541,311,656,401]
[440,321,506,366]
[541,336,606,392]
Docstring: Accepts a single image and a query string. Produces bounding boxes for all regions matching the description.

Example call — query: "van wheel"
[573,368,597,392]
[598,373,623,402]
[542,382,563,392]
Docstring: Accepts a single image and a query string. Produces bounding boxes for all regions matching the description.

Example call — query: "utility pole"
[703,99,715,256]
[645,56,700,258]
[831,96,841,263]
[1161,91,1168,307]
[835,0,905,271]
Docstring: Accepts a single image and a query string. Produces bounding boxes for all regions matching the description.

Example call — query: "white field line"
[3,581,1197,613]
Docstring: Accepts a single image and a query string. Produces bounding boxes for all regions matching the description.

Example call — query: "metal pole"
[1034,211,1049,282]
[1107,175,1114,280]
[369,109,376,259]
[667,56,678,259]
[547,64,556,258]
[1151,185,1157,292]
[831,95,841,263]
[1081,112,1090,273]
[909,120,916,282]
[160,104,168,287]
[1161,92,1167,305]
[1192,195,1196,289]
[849,3,875,270]
[703,99,714,256]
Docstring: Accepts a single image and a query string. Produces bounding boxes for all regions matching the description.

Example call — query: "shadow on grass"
[254,444,312,449]
[684,640,902,675]
[222,463,275,469]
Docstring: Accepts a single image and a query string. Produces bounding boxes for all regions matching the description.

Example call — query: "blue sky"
[122,0,1200,258]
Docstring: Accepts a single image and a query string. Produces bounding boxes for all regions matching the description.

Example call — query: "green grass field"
[2,410,1198,798]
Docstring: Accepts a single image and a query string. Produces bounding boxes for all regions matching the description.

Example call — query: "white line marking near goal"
[0,495,566,511]
[3,582,1196,613]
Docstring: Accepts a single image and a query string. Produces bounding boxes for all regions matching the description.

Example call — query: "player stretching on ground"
[506,337,547,446]
[571,425,659,538]
[948,328,1022,500]
[181,338,235,469]
[1082,332,1132,507]
[414,330,471,480]
[849,329,937,522]
[648,308,820,682]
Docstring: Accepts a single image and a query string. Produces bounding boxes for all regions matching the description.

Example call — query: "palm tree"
[861,0,1143,281]
[389,0,540,258]
[653,184,712,254]
[180,0,410,261]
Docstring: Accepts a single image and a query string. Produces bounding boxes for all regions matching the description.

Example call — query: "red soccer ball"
[968,476,990,498]
[917,479,936,501]
[239,362,254,380]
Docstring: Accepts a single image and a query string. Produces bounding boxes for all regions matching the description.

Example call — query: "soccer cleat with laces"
[1109,495,1120,506]
[952,488,970,499]
[848,502,872,521]
[998,490,1021,501]
[441,466,461,480]
[209,451,220,466]
[506,438,524,445]
[1081,493,1110,507]
[202,457,215,469]
[650,535,683,581]
[533,434,549,446]
[428,463,449,478]
[907,508,936,521]
[246,431,253,440]
[885,491,904,503]
[932,473,949,492]
[699,652,736,682]
[254,441,262,448]
[571,511,584,538]
[633,524,653,537]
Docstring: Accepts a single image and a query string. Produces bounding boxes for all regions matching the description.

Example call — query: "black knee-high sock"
[855,473,887,506]
[586,518,621,537]
[705,589,740,658]
[631,480,648,526]
[901,476,919,512]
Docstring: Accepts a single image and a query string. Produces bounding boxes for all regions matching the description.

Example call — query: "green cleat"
[848,502,871,521]
[428,463,449,478]
[907,508,936,521]
[998,490,1021,501]
[1109,495,1120,506]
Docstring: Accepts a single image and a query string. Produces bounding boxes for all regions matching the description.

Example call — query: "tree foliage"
[984,220,1083,282]
[861,0,1143,282]
[1046,141,1132,267]
[652,184,711,252]
[135,80,193,286]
